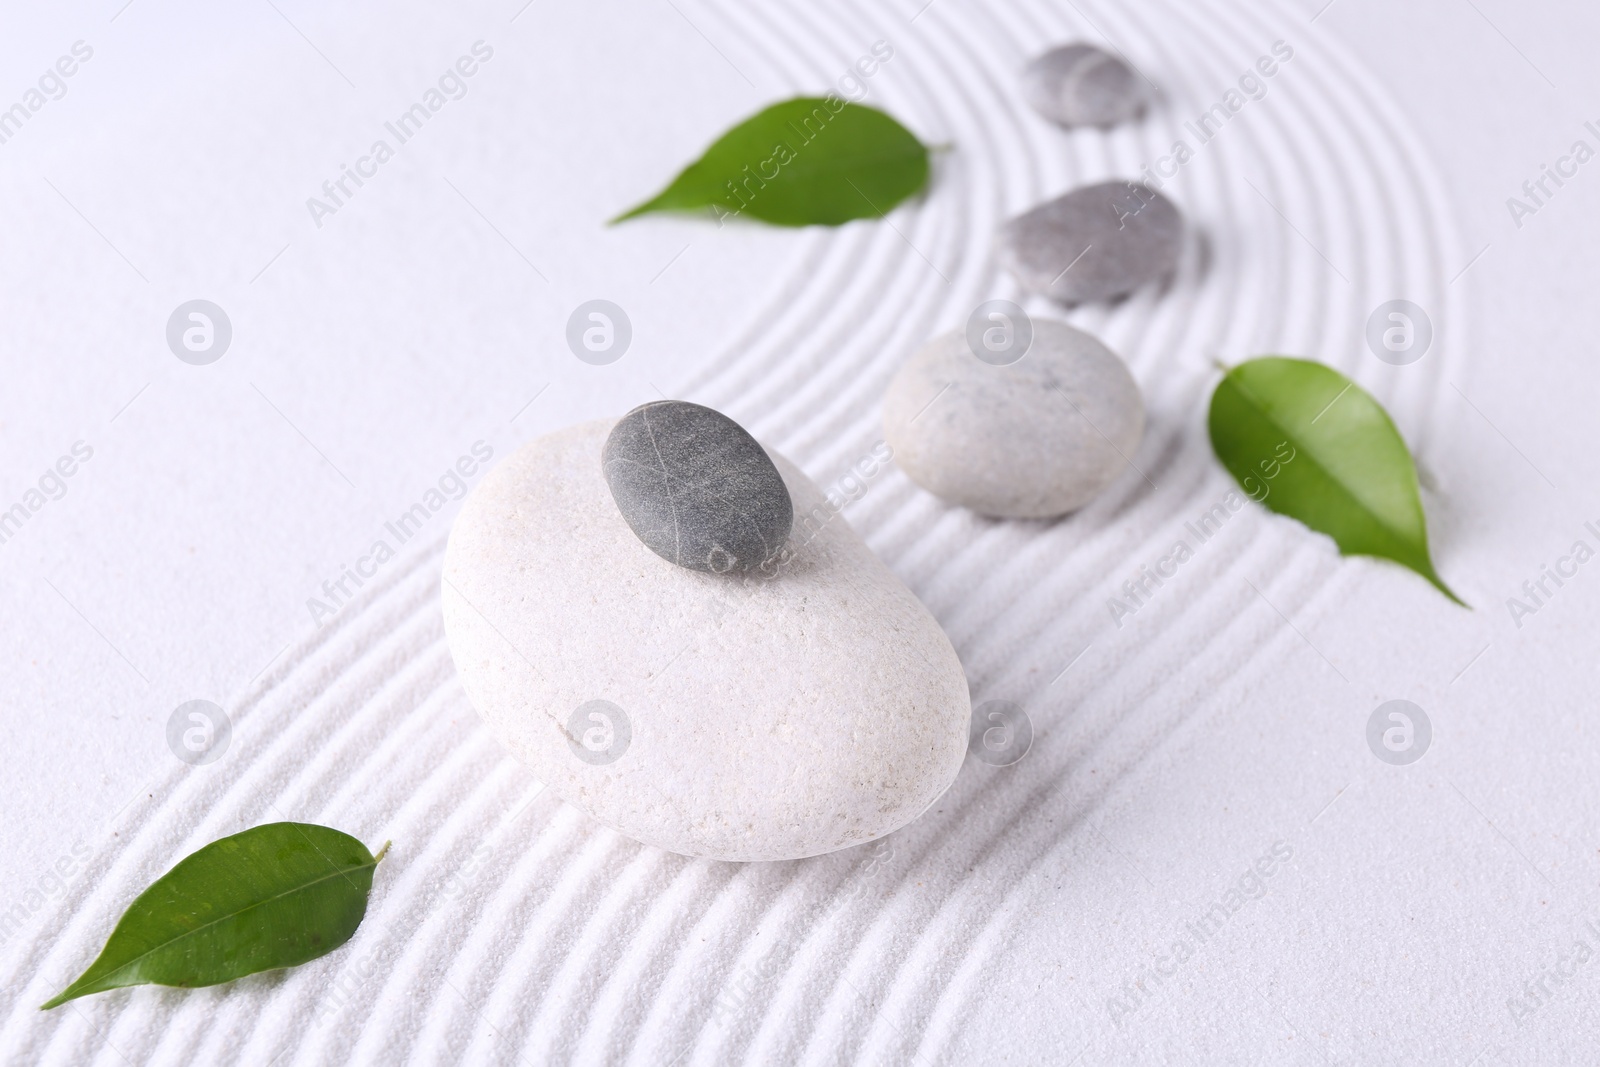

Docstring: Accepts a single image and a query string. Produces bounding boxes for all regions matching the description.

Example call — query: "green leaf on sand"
[41,823,389,1009]
[1208,356,1464,605]
[612,96,929,227]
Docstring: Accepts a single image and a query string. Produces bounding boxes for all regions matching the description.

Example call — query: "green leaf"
[612,96,929,227]
[41,823,389,1009]
[1207,356,1464,605]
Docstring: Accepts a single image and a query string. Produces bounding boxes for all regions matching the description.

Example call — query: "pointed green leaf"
[612,96,929,227]
[41,823,389,1009]
[1207,356,1464,605]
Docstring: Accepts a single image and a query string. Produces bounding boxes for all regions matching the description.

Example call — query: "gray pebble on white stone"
[603,400,793,574]
[1022,44,1146,128]
[442,420,971,862]
[882,320,1145,519]
[998,180,1183,304]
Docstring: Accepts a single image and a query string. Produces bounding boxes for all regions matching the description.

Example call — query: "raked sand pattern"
[0,0,1471,1063]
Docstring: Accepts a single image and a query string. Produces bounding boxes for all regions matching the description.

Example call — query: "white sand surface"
[1,1,1597,1063]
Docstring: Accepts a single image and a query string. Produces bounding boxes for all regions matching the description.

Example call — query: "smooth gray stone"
[998,180,1182,304]
[1022,44,1146,128]
[602,400,792,573]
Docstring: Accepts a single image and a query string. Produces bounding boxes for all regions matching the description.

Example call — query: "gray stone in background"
[998,180,1183,304]
[603,400,793,573]
[882,320,1145,519]
[1022,43,1147,128]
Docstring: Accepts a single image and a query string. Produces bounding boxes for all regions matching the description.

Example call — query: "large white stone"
[882,320,1145,518]
[441,419,970,862]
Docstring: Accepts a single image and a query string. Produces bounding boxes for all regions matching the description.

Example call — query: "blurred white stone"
[442,420,970,862]
[883,320,1145,518]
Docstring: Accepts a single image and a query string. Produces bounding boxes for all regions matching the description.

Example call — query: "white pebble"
[882,320,1145,518]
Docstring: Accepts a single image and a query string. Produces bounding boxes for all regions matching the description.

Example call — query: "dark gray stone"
[1022,44,1146,128]
[603,401,793,573]
[998,180,1182,304]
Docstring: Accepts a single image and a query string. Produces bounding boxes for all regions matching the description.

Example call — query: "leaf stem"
[373,841,392,864]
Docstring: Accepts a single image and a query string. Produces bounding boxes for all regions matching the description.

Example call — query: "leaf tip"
[1431,574,1470,609]
[39,988,76,1011]
[1403,552,1468,607]
[609,195,664,225]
